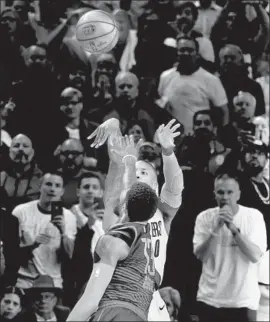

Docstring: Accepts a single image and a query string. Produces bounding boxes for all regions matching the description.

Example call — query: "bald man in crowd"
[102,71,173,139]
[0,134,42,209]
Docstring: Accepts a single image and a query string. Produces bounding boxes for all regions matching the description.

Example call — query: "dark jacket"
[25,306,70,322]
[0,162,42,209]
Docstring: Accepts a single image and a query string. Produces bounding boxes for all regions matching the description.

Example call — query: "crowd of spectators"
[0,0,269,321]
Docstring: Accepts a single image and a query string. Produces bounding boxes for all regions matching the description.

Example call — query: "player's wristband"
[122,155,137,163]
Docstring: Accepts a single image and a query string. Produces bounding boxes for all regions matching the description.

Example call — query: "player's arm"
[156,120,184,233]
[88,118,124,231]
[66,235,129,321]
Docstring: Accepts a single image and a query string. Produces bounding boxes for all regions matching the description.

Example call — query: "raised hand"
[88,118,120,148]
[156,119,181,154]
[111,135,144,162]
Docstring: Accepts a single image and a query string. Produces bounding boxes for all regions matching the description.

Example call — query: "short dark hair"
[42,171,65,185]
[215,171,240,185]
[193,109,214,125]
[176,35,199,52]
[78,171,104,189]
[126,182,158,222]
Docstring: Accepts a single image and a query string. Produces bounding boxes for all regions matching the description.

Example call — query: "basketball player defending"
[67,181,160,321]
[88,118,184,321]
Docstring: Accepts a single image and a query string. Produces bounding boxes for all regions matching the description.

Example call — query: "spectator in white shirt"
[158,36,228,135]
[12,172,77,289]
[194,171,267,322]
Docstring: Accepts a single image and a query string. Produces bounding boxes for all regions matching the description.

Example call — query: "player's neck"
[67,117,80,129]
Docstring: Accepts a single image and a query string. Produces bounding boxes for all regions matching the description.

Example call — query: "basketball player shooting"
[88,118,184,321]
[67,181,160,321]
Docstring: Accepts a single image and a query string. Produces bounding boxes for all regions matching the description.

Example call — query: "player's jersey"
[98,222,160,318]
[148,208,168,284]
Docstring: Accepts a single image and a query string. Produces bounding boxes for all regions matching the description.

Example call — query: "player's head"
[126,182,158,222]
[136,160,158,193]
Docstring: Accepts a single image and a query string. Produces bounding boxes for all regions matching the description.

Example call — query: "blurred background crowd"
[0,0,269,321]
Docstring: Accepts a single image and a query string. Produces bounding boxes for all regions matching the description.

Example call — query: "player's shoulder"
[106,222,142,248]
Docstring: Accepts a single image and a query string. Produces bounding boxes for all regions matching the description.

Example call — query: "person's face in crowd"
[68,69,86,90]
[233,98,255,122]
[128,125,145,143]
[26,46,49,70]
[115,74,139,101]
[219,46,243,74]
[0,11,17,35]
[13,0,29,22]
[0,294,22,320]
[193,113,214,139]
[176,5,195,32]
[40,174,64,203]
[114,11,130,44]
[59,140,84,174]
[214,178,241,208]
[136,160,158,192]
[78,177,103,205]
[33,292,57,317]
[9,134,34,165]
[60,90,83,120]
[199,0,212,9]
[244,148,267,176]
[177,39,198,72]
[225,12,237,30]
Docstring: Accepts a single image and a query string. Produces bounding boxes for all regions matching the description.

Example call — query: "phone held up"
[51,201,63,221]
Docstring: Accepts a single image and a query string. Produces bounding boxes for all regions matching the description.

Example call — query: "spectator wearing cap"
[218,44,266,117]
[0,188,20,289]
[26,275,70,322]
[193,0,222,38]
[236,140,270,248]
[0,287,26,322]
[158,36,228,135]
[12,172,77,290]
[0,134,42,209]
[177,110,231,175]
[194,171,267,322]
[69,172,105,305]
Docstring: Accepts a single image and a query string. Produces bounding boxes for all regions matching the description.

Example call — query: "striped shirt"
[98,222,160,318]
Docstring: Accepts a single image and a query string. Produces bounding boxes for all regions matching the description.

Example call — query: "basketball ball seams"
[76,25,116,41]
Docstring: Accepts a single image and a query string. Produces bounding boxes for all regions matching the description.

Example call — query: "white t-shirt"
[71,204,104,255]
[158,67,227,134]
[193,205,267,310]
[13,200,77,288]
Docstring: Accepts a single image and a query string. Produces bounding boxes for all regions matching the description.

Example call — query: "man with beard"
[55,138,85,209]
[177,110,231,174]
[218,44,265,118]
[158,36,228,135]
[0,134,42,209]
[238,140,269,248]
[169,0,216,72]
[12,171,77,290]
[13,44,62,171]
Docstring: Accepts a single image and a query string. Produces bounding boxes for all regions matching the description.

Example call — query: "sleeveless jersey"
[148,209,168,284]
[98,222,160,317]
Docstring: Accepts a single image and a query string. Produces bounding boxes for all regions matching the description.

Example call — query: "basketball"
[76,10,119,54]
